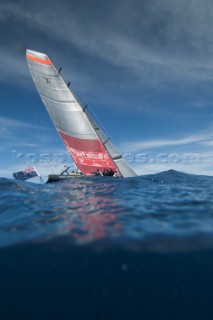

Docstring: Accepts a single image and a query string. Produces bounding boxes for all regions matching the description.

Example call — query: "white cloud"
[0,116,40,148]
[1,0,213,89]
[0,116,39,131]
[133,161,213,177]
[120,127,213,176]
[1,0,213,180]
[122,131,213,152]
[0,116,58,153]
[0,48,29,86]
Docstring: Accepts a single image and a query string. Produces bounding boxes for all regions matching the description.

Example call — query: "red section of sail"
[58,131,118,175]
[26,54,52,65]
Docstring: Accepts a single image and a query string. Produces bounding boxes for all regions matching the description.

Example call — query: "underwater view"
[1,170,213,319]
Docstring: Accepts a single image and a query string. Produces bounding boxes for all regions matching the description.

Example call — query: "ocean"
[1,169,213,319]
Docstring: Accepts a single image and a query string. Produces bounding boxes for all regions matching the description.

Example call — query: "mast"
[26,50,137,177]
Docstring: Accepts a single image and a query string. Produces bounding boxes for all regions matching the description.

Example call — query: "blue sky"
[1,0,213,178]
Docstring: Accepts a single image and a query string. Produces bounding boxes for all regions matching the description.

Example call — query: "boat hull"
[46,174,83,183]
[46,173,119,183]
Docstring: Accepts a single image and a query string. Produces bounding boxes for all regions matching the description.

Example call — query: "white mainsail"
[26,49,137,177]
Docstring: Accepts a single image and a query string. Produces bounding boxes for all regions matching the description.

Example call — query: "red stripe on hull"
[58,131,118,175]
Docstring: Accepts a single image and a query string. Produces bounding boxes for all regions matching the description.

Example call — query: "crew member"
[94,169,103,176]
[108,169,114,176]
[103,169,109,176]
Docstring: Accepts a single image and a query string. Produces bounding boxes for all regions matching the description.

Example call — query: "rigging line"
[103,137,111,145]
[34,98,37,134]
[83,104,88,112]
[41,105,46,151]
[67,83,85,109]
[71,85,110,137]
[87,105,111,139]
[34,98,42,149]
[65,79,111,139]
[34,97,44,150]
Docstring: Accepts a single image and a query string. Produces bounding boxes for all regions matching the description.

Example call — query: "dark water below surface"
[1,170,213,319]
[1,245,213,320]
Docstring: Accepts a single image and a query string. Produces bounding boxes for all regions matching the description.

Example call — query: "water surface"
[1,170,213,320]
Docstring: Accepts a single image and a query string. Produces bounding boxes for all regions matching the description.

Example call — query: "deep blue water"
[1,170,213,319]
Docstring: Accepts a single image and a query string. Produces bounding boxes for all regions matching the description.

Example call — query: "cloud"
[133,161,213,177]
[0,49,28,85]
[121,131,213,152]
[1,0,213,124]
[1,0,213,180]
[0,116,56,151]
[0,116,39,131]
[120,126,213,177]
[0,117,41,147]
[1,0,213,89]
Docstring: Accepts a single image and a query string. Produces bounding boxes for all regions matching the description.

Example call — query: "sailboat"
[26,50,137,182]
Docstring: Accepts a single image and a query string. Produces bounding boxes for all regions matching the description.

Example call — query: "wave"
[1,170,213,251]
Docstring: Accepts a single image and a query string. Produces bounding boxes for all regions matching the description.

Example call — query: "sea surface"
[1,169,213,319]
